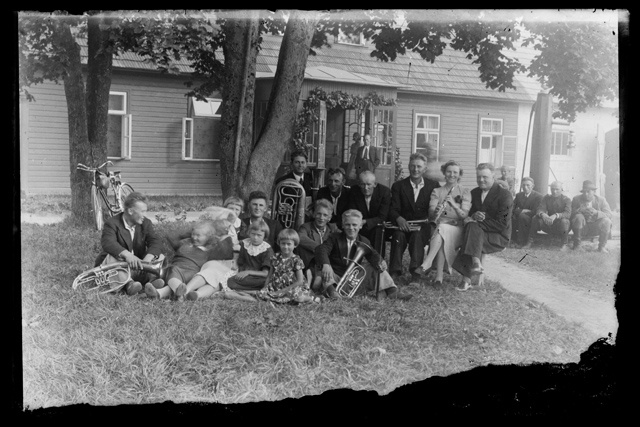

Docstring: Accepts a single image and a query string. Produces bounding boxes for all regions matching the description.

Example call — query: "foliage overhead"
[20,9,619,123]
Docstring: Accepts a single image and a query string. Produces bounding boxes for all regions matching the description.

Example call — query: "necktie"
[363,147,368,159]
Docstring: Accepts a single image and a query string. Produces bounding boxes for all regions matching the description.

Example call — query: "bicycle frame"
[77,161,135,229]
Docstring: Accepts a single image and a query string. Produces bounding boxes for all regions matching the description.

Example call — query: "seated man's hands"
[395,217,411,233]
[321,264,335,285]
[540,213,554,226]
[121,251,143,270]
[471,211,486,222]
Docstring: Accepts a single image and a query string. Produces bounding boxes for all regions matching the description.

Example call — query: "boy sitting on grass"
[145,218,234,300]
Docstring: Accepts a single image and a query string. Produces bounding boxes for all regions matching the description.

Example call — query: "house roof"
[83,33,541,103]
[257,34,539,103]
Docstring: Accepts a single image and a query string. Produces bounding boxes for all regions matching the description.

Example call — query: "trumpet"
[383,219,430,232]
[271,178,306,229]
[335,240,374,298]
[72,257,168,293]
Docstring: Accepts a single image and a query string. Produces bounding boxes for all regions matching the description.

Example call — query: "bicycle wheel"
[91,186,106,231]
[119,183,135,211]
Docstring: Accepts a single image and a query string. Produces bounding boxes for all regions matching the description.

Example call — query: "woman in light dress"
[416,160,471,287]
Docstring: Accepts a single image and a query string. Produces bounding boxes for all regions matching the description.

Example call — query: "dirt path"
[483,255,618,339]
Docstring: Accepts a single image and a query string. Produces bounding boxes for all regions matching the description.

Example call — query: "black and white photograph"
[15,9,628,418]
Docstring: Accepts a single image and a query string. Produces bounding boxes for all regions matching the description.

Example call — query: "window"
[335,30,365,46]
[478,118,503,165]
[413,113,440,160]
[107,92,132,159]
[182,97,222,161]
[551,130,570,156]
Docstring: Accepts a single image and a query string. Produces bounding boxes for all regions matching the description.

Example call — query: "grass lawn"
[21,219,605,409]
[490,235,621,303]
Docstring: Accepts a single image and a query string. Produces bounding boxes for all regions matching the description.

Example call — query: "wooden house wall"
[395,92,520,189]
[22,71,223,196]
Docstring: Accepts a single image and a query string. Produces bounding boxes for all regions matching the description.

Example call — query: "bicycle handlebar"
[77,161,114,172]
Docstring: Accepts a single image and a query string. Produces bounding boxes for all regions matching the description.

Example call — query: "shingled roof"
[88,33,540,103]
[257,34,540,103]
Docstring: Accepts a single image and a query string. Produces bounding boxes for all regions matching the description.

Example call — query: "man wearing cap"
[511,177,543,247]
[570,180,613,253]
[522,181,572,251]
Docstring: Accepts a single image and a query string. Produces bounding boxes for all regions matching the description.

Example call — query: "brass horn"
[271,178,306,230]
[335,240,373,298]
[72,257,168,293]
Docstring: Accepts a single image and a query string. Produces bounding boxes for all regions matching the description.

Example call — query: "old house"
[19,32,617,204]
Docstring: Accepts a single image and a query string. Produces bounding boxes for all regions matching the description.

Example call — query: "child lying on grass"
[145,213,235,300]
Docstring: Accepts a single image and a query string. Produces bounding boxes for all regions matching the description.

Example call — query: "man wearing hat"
[570,180,613,253]
[522,181,572,251]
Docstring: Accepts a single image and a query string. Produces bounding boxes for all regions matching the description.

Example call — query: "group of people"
[510,178,613,253]
[92,146,613,305]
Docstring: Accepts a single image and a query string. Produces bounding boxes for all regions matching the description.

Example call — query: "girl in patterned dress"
[258,229,321,304]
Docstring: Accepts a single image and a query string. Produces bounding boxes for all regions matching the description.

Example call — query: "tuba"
[271,178,306,229]
[335,240,374,298]
[72,257,169,293]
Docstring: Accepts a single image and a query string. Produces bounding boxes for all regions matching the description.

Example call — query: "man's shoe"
[560,244,569,252]
[598,246,610,254]
[126,281,142,296]
[386,287,412,301]
[414,267,426,276]
[324,285,338,300]
[150,278,165,289]
[456,281,472,292]
[145,283,159,299]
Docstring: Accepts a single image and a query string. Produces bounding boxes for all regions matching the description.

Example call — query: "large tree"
[20,9,619,209]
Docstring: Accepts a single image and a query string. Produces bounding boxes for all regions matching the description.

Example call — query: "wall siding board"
[23,72,222,196]
[395,93,520,189]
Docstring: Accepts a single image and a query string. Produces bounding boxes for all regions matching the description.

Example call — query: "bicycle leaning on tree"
[77,161,135,231]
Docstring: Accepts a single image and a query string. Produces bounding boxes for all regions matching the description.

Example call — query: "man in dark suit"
[315,167,351,227]
[454,163,513,291]
[354,134,380,177]
[347,170,391,252]
[238,190,283,252]
[275,149,314,197]
[511,176,543,247]
[313,209,411,301]
[388,152,440,281]
[95,191,165,295]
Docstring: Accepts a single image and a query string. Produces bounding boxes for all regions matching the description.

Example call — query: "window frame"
[477,117,504,165]
[334,30,365,46]
[413,113,441,161]
[551,129,572,156]
[107,91,132,160]
[181,97,222,162]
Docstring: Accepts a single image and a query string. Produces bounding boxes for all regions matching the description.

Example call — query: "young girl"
[224,219,273,292]
[145,220,233,300]
[258,229,320,304]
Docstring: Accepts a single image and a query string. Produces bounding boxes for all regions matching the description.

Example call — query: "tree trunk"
[218,14,260,200]
[241,11,319,200]
[85,16,113,165]
[56,21,92,225]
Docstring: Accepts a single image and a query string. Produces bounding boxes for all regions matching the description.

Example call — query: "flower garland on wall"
[292,86,404,181]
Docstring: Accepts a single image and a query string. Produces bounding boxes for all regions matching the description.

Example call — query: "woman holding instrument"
[415,160,471,287]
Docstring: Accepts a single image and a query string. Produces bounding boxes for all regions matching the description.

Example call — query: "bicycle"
[77,161,135,231]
